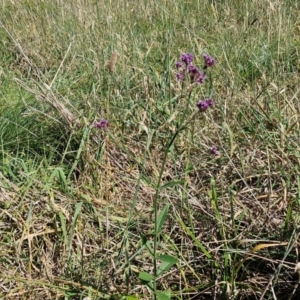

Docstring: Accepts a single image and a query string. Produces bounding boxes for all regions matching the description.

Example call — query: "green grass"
[1,0,300,299]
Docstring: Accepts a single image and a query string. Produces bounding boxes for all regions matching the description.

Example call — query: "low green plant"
[120,52,217,300]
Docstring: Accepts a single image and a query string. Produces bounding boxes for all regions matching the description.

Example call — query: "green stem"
[152,113,194,297]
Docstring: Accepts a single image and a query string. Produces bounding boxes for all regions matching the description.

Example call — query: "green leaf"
[223,122,236,157]
[156,290,171,300]
[155,203,169,234]
[140,233,154,256]
[176,214,212,259]
[125,296,139,300]
[158,255,178,263]
[138,271,153,282]
[157,255,178,275]
[67,202,83,260]
[146,129,154,151]
[67,126,90,180]
[161,180,185,189]
[57,167,67,191]
[58,211,67,244]
[140,232,148,245]
[145,240,154,257]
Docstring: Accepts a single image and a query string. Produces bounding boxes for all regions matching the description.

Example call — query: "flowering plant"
[176,52,217,154]
[176,52,215,86]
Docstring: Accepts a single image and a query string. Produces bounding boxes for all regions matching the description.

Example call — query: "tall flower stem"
[153,52,215,299]
[152,120,187,299]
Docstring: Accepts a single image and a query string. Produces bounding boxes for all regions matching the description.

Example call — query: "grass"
[1,0,300,299]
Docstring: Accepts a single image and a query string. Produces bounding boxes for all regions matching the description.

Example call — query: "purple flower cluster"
[176,53,215,84]
[188,65,206,84]
[176,52,216,113]
[94,119,109,129]
[196,98,214,112]
[181,53,194,65]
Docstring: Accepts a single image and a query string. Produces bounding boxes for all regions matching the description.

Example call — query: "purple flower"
[195,72,206,84]
[175,61,183,69]
[188,65,199,76]
[188,65,206,84]
[210,146,218,155]
[188,65,200,80]
[196,98,214,112]
[176,52,215,82]
[197,100,209,112]
[94,119,109,129]
[176,73,184,81]
[206,98,214,107]
[203,53,215,68]
[181,53,193,65]
[188,65,198,72]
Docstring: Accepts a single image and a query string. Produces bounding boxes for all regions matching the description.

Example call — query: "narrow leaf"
[251,242,288,252]
[155,203,170,234]
[58,211,67,244]
[158,254,178,263]
[161,180,185,189]
[176,214,212,259]
[223,122,236,157]
[67,202,83,256]
[126,296,139,300]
